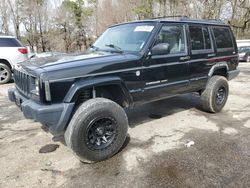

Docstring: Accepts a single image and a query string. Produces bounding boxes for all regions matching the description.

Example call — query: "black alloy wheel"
[86,117,117,150]
[216,86,226,105]
[201,76,229,113]
[0,66,9,83]
[64,98,128,163]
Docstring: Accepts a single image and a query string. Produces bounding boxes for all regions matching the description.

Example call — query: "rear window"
[212,27,233,49]
[0,38,23,47]
[238,46,250,52]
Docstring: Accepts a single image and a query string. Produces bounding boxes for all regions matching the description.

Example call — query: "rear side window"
[189,25,212,52]
[212,27,233,49]
[0,38,23,47]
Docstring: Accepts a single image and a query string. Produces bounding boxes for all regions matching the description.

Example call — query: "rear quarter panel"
[0,47,28,68]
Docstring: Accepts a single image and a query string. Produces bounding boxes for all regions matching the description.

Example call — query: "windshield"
[238,46,250,52]
[93,23,156,52]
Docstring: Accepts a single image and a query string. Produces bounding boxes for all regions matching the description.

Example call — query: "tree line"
[0,0,249,53]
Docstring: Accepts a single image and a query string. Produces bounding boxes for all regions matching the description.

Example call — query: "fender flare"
[63,76,133,105]
[208,61,229,77]
[0,58,13,69]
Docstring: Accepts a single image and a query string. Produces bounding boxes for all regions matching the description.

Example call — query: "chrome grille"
[13,69,32,96]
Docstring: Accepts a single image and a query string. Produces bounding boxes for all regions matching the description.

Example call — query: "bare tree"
[7,0,22,39]
[0,0,10,34]
[1,0,250,53]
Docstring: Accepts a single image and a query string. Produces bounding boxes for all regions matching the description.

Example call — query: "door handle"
[180,56,190,61]
[208,53,216,58]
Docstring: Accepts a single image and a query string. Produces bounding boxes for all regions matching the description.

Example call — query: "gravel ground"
[0,63,250,188]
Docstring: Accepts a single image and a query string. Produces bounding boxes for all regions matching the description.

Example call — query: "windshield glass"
[238,46,250,52]
[93,23,156,52]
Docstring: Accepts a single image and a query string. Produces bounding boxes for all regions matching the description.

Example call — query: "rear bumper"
[8,88,74,135]
[228,69,240,80]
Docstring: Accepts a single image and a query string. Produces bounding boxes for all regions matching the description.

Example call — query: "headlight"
[30,78,39,96]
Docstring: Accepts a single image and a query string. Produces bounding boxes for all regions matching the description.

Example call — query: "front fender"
[63,76,133,105]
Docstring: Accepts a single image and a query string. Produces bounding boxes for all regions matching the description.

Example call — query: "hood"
[29,51,114,67]
[19,50,141,81]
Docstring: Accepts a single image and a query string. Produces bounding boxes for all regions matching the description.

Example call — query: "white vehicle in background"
[30,51,66,59]
[237,39,250,48]
[0,36,28,84]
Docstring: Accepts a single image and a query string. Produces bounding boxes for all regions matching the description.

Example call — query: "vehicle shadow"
[51,93,202,148]
[126,93,202,128]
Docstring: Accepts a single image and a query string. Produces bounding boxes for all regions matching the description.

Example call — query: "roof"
[110,17,228,28]
[236,39,250,42]
[0,35,15,38]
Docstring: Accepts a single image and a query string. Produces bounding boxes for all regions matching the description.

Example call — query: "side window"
[154,25,186,54]
[213,27,233,49]
[189,25,212,52]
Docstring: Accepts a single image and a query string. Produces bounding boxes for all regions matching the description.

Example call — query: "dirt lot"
[0,63,250,188]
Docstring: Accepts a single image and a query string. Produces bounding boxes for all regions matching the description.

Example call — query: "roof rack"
[151,15,225,24]
[150,16,224,24]
[180,17,224,23]
[151,15,188,20]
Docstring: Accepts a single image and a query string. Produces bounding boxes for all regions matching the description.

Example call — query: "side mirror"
[151,43,170,56]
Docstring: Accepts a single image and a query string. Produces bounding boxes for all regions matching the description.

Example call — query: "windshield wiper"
[105,44,123,53]
[90,45,100,51]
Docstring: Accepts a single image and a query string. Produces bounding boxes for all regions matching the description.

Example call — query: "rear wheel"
[201,76,229,113]
[247,55,250,63]
[0,63,11,84]
[65,98,128,163]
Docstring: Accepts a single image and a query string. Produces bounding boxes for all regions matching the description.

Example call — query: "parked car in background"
[238,46,250,62]
[31,52,66,59]
[0,36,28,84]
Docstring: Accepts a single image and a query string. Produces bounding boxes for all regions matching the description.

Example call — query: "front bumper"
[8,88,74,135]
[228,69,240,80]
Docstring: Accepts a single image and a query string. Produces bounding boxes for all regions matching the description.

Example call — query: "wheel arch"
[208,62,229,79]
[64,76,133,108]
[0,59,12,69]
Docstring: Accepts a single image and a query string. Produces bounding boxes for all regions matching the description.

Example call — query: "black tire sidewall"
[0,63,11,84]
[211,78,229,112]
[68,99,128,162]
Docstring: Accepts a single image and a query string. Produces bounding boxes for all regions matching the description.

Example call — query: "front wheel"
[0,63,11,84]
[201,76,229,113]
[64,98,128,163]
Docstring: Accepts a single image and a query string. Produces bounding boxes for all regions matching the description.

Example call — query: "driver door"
[140,24,190,103]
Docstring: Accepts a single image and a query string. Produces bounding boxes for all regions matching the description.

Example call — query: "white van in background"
[237,39,250,47]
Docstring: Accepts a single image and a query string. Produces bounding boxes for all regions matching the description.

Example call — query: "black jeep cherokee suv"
[8,18,239,162]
